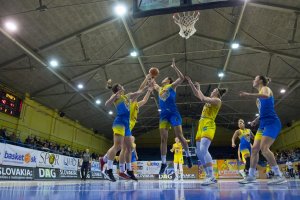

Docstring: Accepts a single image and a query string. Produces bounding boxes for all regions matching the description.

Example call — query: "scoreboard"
[0,90,22,118]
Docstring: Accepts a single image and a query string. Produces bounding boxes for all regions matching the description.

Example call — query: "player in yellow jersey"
[186,76,227,186]
[170,137,184,181]
[232,119,254,177]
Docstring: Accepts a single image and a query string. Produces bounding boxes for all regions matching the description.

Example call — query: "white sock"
[271,165,282,176]
[103,154,108,162]
[161,155,167,164]
[249,168,256,177]
[119,163,125,173]
[107,160,114,170]
[126,163,132,171]
[174,163,178,177]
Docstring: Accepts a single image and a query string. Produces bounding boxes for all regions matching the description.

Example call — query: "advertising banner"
[0,165,34,180]
[0,143,5,164]
[59,169,79,179]
[198,160,218,178]
[91,161,100,172]
[37,151,62,169]
[91,171,104,179]
[217,159,240,178]
[61,155,78,171]
[137,161,161,175]
[1,144,38,167]
[35,167,60,179]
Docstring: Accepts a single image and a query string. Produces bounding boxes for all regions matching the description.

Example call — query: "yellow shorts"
[195,118,216,141]
[159,121,172,130]
[241,149,250,163]
[174,155,184,164]
[254,129,263,141]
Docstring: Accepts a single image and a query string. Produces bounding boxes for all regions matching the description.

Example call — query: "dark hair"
[168,77,174,84]
[111,84,120,94]
[259,75,271,86]
[217,88,228,98]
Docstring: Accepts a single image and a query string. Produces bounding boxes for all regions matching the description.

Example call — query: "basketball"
[149,67,159,78]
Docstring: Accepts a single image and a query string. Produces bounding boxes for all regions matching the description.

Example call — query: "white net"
[173,11,200,39]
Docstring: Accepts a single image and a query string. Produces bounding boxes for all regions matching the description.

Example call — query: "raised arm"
[185,76,221,105]
[240,86,272,99]
[232,130,240,148]
[171,59,184,89]
[105,90,122,107]
[127,87,147,101]
[138,88,153,107]
[139,74,152,90]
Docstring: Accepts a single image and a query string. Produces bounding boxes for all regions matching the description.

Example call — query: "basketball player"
[170,137,184,181]
[153,59,193,175]
[232,119,254,177]
[186,76,227,186]
[101,83,145,182]
[239,75,286,185]
[118,86,152,181]
[130,136,138,174]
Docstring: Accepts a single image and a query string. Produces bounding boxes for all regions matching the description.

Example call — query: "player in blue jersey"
[232,119,254,177]
[153,59,192,174]
[239,75,286,185]
[102,83,145,182]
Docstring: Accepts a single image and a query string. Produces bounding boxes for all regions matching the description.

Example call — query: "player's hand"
[136,156,139,161]
[171,58,176,68]
[232,143,236,148]
[238,158,242,162]
[250,119,258,127]
[239,91,249,97]
[194,82,200,89]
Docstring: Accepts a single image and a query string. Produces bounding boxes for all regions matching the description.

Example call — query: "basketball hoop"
[173,11,200,39]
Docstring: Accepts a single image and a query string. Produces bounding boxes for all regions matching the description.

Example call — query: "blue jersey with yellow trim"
[114,95,130,117]
[159,84,178,113]
[256,88,278,123]
[239,129,251,146]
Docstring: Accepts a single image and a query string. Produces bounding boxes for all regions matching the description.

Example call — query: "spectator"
[0,128,7,139]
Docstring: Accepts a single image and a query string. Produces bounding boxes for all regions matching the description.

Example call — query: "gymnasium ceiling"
[0,0,300,139]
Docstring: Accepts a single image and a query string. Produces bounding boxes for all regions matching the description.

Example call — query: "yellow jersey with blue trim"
[201,102,221,121]
[173,143,183,157]
[114,95,130,117]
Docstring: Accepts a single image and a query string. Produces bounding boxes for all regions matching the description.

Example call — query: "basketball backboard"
[133,0,244,18]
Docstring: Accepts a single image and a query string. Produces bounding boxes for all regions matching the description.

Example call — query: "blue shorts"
[259,118,281,139]
[240,142,251,154]
[159,111,182,129]
[112,116,131,137]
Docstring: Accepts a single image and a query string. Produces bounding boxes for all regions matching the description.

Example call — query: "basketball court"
[1,0,300,199]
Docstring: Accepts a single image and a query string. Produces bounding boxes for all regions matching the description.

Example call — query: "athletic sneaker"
[159,163,168,175]
[267,175,287,185]
[239,170,247,178]
[238,176,257,184]
[186,157,193,168]
[180,174,184,181]
[201,176,217,186]
[99,157,106,171]
[125,171,138,181]
[104,169,116,182]
[173,176,178,181]
[118,172,131,180]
